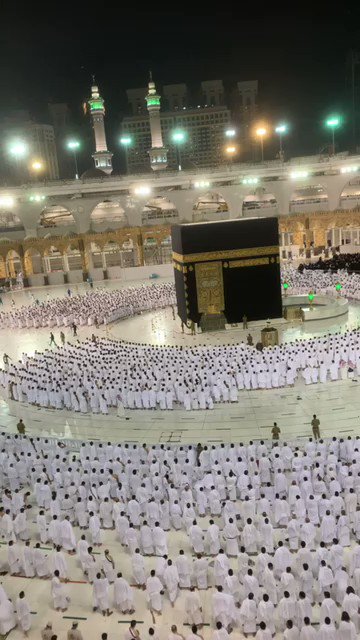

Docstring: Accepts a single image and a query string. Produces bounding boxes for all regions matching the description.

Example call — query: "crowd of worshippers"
[1,436,360,639]
[0,283,176,329]
[2,322,360,412]
[300,253,360,273]
[282,265,360,300]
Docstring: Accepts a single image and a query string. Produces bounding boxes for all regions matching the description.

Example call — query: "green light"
[308,293,315,302]
[326,116,340,128]
[147,97,160,106]
[335,283,342,291]
[172,130,186,143]
[67,140,80,150]
[283,282,289,290]
[275,124,287,134]
[120,136,132,147]
[89,100,104,111]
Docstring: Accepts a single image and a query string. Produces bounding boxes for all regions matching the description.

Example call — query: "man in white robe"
[212,586,236,631]
[193,554,209,590]
[93,573,113,617]
[113,572,135,614]
[176,550,191,588]
[146,569,163,614]
[185,587,203,626]
[16,591,31,635]
[239,593,257,634]
[51,570,70,611]
[60,517,76,552]
[163,559,179,606]
[189,521,204,554]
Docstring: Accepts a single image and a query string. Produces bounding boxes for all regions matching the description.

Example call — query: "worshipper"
[16,591,31,637]
[239,593,257,635]
[41,622,53,640]
[16,419,25,435]
[176,549,191,588]
[311,415,320,440]
[51,570,70,612]
[92,572,113,617]
[0,586,16,636]
[146,569,163,615]
[193,554,209,590]
[163,559,179,607]
[67,622,83,640]
[185,587,203,626]
[212,586,237,632]
[113,572,135,614]
[124,620,141,640]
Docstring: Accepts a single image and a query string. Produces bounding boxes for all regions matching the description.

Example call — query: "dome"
[80,167,107,179]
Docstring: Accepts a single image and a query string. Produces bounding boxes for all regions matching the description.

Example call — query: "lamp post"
[225,145,237,168]
[225,128,236,138]
[171,130,186,171]
[30,160,44,181]
[326,116,340,155]
[255,127,267,162]
[67,140,80,180]
[8,140,29,182]
[120,135,133,175]
[275,124,288,160]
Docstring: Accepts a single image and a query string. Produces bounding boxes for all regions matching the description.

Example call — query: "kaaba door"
[195,261,225,314]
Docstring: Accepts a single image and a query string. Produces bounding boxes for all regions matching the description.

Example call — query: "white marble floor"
[0,279,360,444]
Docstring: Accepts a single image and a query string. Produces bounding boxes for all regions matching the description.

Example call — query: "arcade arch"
[0,211,24,231]
[340,179,360,209]
[242,189,277,215]
[289,185,328,213]
[5,250,22,278]
[90,200,127,228]
[39,205,75,229]
[192,191,229,222]
[24,248,43,275]
[141,197,179,225]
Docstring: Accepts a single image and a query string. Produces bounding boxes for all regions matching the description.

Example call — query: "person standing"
[124,620,141,640]
[60,331,65,346]
[49,333,57,347]
[243,314,248,329]
[72,322,77,337]
[41,623,53,640]
[67,621,83,640]
[16,591,31,636]
[17,419,25,435]
[271,422,281,440]
[311,415,320,440]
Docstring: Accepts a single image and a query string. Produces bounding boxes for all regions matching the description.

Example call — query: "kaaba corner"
[171,217,282,325]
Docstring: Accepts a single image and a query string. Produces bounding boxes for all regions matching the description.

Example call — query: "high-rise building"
[163,84,188,111]
[88,81,113,174]
[122,79,231,172]
[0,111,60,182]
[145,75,168,171]
[48,102,73,179]
[27,124,59,180]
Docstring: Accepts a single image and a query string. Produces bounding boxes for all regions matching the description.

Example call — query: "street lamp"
[275,123,288,160]
[8,140,29,182]
[67,140,80,179]
[255,127,267,162]
[225,128,236,138]
[120,135,133,174]
[171,130,186,171]
[8,140,28,158]
[31,160,44,180]
[225,145,237,167]
[325,116,340,155]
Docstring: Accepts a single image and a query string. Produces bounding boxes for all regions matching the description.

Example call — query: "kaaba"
[172,217,282,325]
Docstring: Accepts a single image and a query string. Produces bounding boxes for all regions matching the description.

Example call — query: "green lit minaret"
[145,73,168,171]
[88,79,113,174]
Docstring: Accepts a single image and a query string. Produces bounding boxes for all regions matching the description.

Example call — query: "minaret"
[145,73,168,171]
[88,79,113,174]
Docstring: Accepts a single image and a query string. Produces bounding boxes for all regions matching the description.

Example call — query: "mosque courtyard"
[0,277,360,444]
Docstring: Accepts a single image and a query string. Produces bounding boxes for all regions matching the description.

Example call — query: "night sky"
[2,1,360,158]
